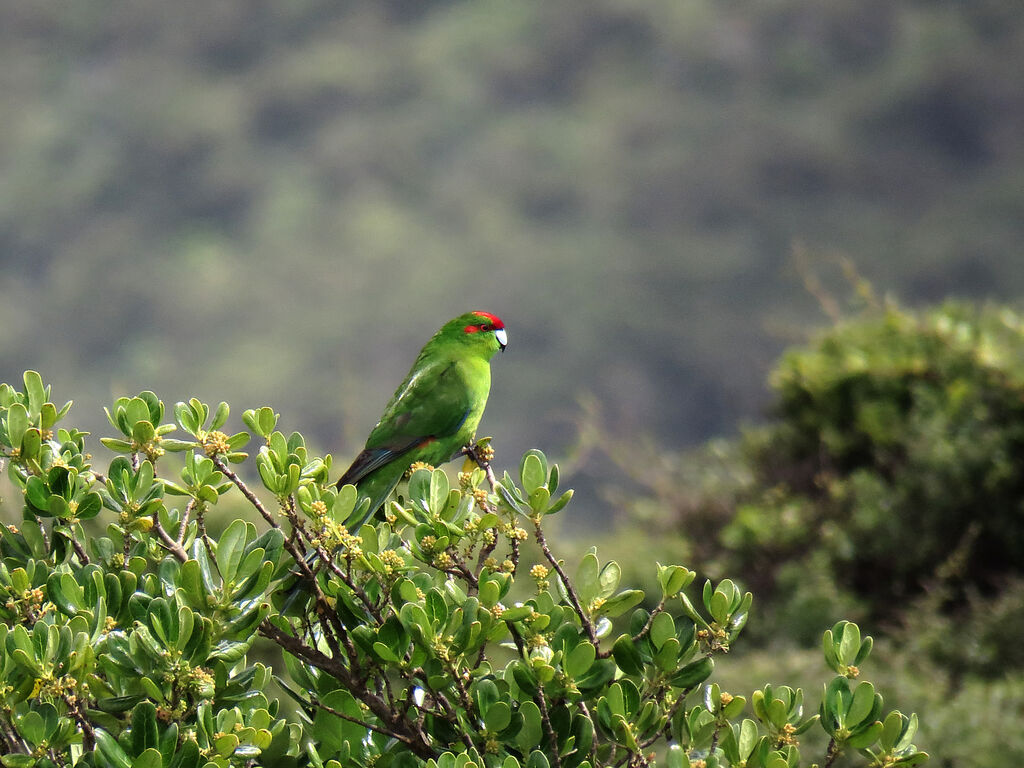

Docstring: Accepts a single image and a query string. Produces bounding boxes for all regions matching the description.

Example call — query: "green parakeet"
[337,310,507,530]
[280,312,506,611]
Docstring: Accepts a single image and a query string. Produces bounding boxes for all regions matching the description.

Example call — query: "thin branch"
[536,690,563,768]
[152,517,188,562]
[260,619,437,756]
[578,700,600,764]
[315,542,384,623]
[416,672,477,753]
[211,456,279,529]
[176,497,196,546]
[63,693,96,752]
[534,522,607,655]
[445,546,479,590]
[631,598,666,643]
[309,697,419,747]
[69,526,90,566]
[823,738,841,768]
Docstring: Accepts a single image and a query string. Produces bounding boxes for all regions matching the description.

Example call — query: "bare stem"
[152,517,188,562]
[310,697,421,748]
[536,691,564,768]
[177,497,196,546]
[823,738,841,768]
[631,598,666,642]
[212,456,279,529]
[534,522,607,655]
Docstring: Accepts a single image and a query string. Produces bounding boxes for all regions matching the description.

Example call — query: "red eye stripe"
[464,312,504,334]
[472,311,504,329]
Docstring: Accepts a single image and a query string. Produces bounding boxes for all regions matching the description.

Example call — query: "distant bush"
[610,302,1024,658]
[0,372,925,767]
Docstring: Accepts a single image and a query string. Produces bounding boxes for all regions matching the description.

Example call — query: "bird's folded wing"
[336,361,472,487]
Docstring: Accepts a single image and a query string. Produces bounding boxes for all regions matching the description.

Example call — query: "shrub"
[607,302,1024,652]
[0,372,925,767]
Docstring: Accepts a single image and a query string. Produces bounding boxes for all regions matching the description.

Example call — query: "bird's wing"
[336,360,472,487]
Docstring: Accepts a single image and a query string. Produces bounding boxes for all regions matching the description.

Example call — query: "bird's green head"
[432,311,508,359]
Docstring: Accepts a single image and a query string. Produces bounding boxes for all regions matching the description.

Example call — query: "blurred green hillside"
[2,0,1023,481]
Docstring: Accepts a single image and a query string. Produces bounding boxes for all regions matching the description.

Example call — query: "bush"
[607,302,1024,654]
[0,371,927,767]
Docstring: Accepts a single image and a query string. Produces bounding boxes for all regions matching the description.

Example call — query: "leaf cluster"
[0,372,926,768]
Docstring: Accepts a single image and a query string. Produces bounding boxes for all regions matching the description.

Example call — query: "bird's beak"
[495,328,507,351]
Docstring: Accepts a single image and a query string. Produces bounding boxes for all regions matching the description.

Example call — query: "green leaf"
[521,453,545,494]
[15,711,46,744]
[839,622,861,665]
[211,402,230,430]
[23,371,45,415]
[649,611,675,650]
[95,728,132,768]
[217,519,248,583]
[485,701,512,732]
[575,552,600,607]
[313,689,367,758]
[846,682,876,728]
[133,748,164,768]
[131,701,160,755]
[429,469,450,513]
[595,589,644,618]
[500,605,534,622]
[671,657,714,689]
[565,640,597,677]
[526,750,550,768]
[657,564,693,597]
[846,720,884,749]
[1,755,37,768]
[598,560,621,598]
[517,701,543,751]
[547,489,574,515]
[6,402,29,449]
[666,745,686,768]
[612,634,644,676]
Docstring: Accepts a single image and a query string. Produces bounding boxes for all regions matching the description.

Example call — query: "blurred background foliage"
[2,1,1023,765]
[2,0,1024,462]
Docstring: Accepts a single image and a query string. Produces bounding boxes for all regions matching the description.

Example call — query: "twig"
[578,700,599,764]
[177,497,196,546]
[152,517,188,562]
[631,598,666,642]
[260,619,437,756]
[415,672,477,753]
[211,457,279,529]
[536,690,563,768]
[64,692,96,752]
[69,527,90,565]
[534,522,607,656]
[310,697,419,747]
[823,738,841,768]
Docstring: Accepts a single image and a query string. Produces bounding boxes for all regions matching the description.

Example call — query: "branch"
[823,738,841,768]
[69,526,91,565]
[415,671,477,753]
[177,497,196,546]
[534,522,607,655]
[260,620,435,757]
[64,692,96,752]
[631,598,666,643]
[464,442,605,658]
[152,517,188,562]
[211,456,279,529]
[309,697,421,749]
[536,690,563,768]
